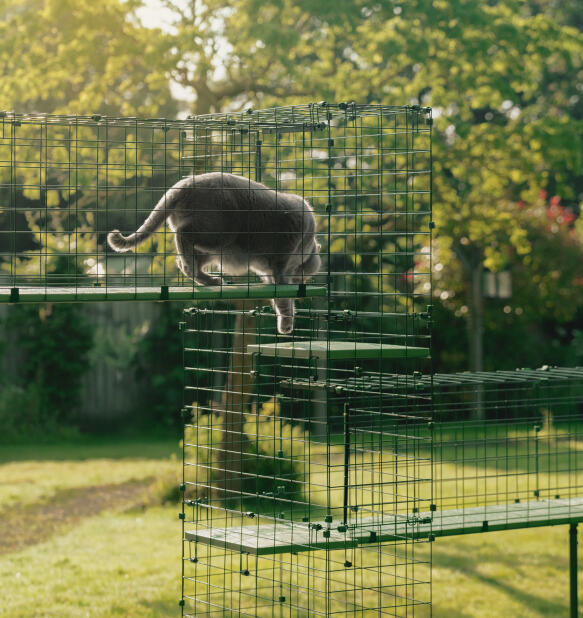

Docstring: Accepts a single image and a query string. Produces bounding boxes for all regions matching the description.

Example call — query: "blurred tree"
[159,0,367,113]
[0,0,175,117]
[132,302,184,430]
[1,0,581,374]
[1,302,94,436]
[522,0,583,31]
[162,0,583,369]
[0,202,96,437]
[432,191,583,370]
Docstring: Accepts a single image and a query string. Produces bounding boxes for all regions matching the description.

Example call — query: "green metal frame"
[3,103,581,616]
[186,497,583,554]
[180,102,434,617]
[1,284,326,303]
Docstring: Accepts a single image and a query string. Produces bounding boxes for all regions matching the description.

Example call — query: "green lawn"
[0,434,580,617]
[429,525,578,617]
[0,436,181,618]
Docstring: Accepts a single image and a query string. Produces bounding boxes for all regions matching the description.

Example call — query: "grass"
[1,431,581,617]
[429,526,578,617]
[0,433,180,463]
[3,506,180,618]
[0,435,181,618]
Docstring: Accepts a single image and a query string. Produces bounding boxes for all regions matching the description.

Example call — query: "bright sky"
[136,0,179,31]
[136,1,195,109]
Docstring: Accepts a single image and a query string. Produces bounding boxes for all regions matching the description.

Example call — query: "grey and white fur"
[107,172,321,334]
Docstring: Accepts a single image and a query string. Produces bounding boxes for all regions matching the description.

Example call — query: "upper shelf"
[0,284,327,304]
[247,340,429,361]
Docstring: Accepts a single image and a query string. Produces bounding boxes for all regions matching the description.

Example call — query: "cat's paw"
[277,315,294,335]
[206,275,224,286]
[193,273,224,286]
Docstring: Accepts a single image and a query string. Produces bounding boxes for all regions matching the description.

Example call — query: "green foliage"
[0,303,94,439]
[132,303,184,429]
[243,398,307,509]
[431,191,583,369]
[185,398,306,510]
[183,405,219,499]
[0,382,44,441]
[3,206,99,285]
[159,0,583,368]
[0,0,175,117]
[2,0,582,374]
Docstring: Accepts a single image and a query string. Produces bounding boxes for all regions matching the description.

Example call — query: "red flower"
[562,209,576,226]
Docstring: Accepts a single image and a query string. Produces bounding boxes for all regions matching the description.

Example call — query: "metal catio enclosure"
[4,104,583,615]
[0,103,433,615]
[0,108,326,302]
[180,104,433,616]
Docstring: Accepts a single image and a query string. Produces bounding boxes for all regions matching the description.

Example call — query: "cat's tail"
[107,188,177,252]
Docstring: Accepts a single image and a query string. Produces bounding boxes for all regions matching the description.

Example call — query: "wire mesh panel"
[181,103,433,617]
[374,367,583,539]
[429,367,583,523]
[0,110,324,303]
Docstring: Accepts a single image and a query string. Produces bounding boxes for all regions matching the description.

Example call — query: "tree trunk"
[453,244,485,376]
[467,261,484,373]
[216,301,256,504]
[467,261,485,420]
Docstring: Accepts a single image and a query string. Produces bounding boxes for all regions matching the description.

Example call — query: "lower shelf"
[185,498,583,555]
[0,284,326,303]
[186,521,356,556]
[247,340,429,361]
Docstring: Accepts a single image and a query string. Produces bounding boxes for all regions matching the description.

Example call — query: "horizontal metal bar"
[0,284,326,303]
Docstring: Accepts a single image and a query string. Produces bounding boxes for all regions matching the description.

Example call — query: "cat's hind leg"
[264,274,295,335]
[271,297,295,334]
[175,234,223,286]
[174,235,195,279]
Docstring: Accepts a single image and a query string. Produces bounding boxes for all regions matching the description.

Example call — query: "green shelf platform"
[247,340,429,360]
[0,284,326,304]
[186,521,357,556]
[186,498,583,556]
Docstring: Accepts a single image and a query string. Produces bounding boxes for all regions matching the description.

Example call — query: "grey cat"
[107,172,321,334]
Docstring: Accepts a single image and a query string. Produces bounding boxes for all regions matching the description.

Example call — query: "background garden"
[1,0,582,616]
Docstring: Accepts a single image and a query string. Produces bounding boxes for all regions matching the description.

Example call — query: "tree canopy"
[0,0,175,117]
[2,0,582,370]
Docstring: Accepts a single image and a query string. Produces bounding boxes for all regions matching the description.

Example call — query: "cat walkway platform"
[247,340,430,361]
[0,284,326,304]
[185,497,583,555]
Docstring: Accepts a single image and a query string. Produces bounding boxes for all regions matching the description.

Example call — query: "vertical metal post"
[312,356,328,440]
[343,402,350,525]
[255,138,262,182]
[179,317,187,616]
[571,523,578,618]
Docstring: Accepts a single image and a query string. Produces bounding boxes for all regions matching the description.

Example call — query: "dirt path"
[0,479,153,555]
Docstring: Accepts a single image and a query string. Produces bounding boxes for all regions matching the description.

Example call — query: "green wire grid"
[180,103,433,617]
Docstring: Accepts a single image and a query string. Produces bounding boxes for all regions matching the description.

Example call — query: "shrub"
[0,303,93,440]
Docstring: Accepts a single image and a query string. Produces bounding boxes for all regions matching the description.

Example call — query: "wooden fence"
[0,301,168,425]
